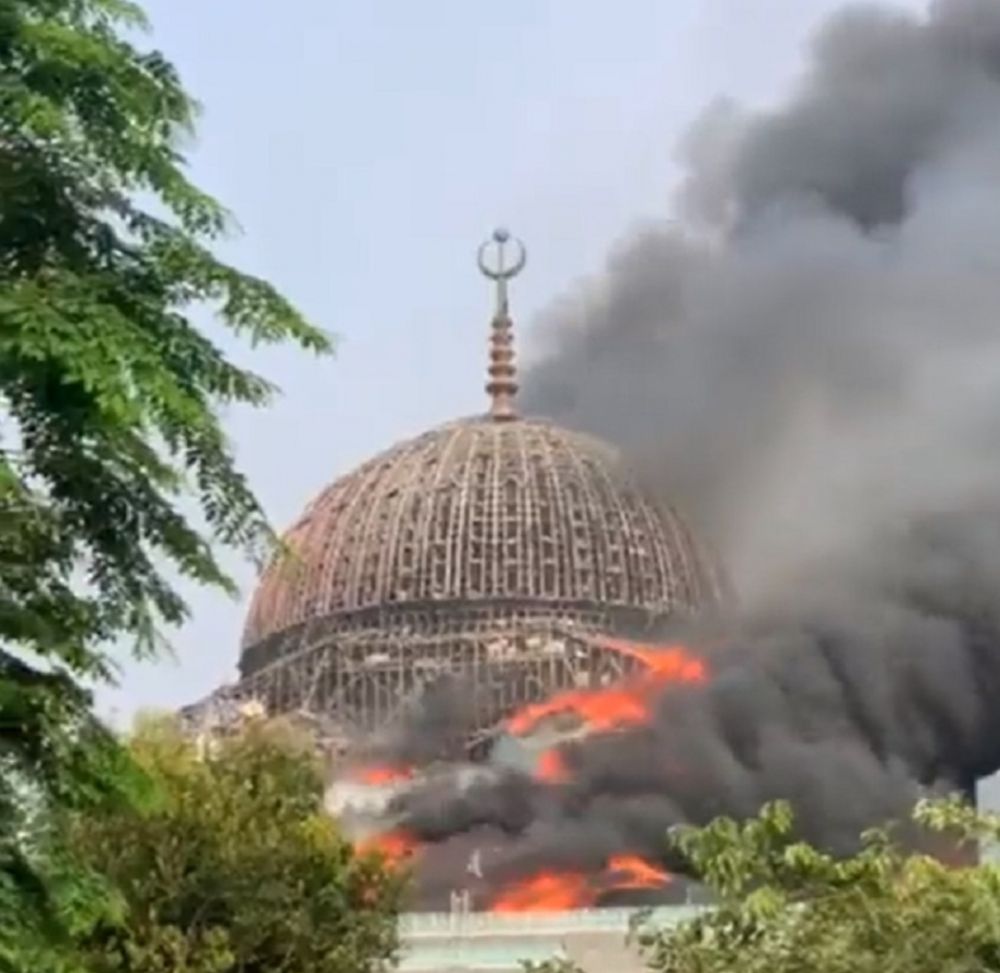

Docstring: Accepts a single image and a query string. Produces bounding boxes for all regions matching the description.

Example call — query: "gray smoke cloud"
[385,505,1000,909]
[523,0,1000,606]
[357,0,1000,907]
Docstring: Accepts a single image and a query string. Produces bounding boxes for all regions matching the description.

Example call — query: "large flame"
[492,871,597,912]
[346,638,701,910]
[491,853,672,912]
[509,642,707,739]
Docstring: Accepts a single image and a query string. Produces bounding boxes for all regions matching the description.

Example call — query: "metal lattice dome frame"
[235,416,723,742]
[184,230,725,747]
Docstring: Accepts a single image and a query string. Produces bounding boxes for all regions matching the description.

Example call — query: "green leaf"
[0,0,333,965]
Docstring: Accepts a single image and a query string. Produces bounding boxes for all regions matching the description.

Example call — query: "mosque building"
[185,229,723,757]
[180,230,988,972]
[178,230,730,971]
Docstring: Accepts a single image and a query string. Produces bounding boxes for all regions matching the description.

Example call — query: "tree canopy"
[647,797,1000,973]
[72,716,404,973]
[0,0,330,967]
[531,797,1000,973]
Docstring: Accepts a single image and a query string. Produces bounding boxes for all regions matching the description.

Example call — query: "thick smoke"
[389,507,1000,905]
[360,0,1000,905]
[524,0,1000,604]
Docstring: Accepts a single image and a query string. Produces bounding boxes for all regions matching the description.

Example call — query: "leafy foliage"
[528,798,1000,973]
[0,655,146,972]
[73,717,403,973]
[0,0,329,966]
[643,797,998,973]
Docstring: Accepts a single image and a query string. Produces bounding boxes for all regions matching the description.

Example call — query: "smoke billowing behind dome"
[522,0,1000,604]
[346,0,1000,908]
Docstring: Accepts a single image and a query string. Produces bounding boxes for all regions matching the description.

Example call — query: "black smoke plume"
[388,507,1000,907]
[524,0,1000,601]
[356,0,1000,906]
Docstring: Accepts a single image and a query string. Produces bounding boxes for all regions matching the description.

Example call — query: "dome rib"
[241,416,723,671]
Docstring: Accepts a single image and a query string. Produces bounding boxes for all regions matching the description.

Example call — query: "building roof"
[240,230,723,667]
[242,415,721,654]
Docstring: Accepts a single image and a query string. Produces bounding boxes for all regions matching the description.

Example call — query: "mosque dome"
[235,230,723,738]
[241,414,720,671]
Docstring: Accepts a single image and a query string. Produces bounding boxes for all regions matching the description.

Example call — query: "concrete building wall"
[397,907,696,972]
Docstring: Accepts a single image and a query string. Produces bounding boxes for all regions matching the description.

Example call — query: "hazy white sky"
[99,0,926,725]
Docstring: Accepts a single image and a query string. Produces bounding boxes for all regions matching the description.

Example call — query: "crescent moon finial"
[478,228,527,282]
[477,227,526,422]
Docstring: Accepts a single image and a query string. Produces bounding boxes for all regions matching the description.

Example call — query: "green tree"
[642,797,1000,973]
[0,0,329,967]
[528,798,1000,973]
[73,716,403,973]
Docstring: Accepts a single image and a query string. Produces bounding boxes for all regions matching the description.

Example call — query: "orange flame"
[606,854,671,890]
[352,764,414,786]
[508,643,707,739]
[491,853,672,912]
[509,685,648,736]
[492,871,597,912]
[535,748,569,783]
[604,639,708,682]
[356,829,421,866]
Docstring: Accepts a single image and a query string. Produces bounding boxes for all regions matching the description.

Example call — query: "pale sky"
[99,0,927,725]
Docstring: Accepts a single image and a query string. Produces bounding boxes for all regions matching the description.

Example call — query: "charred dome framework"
[201,230,724,748]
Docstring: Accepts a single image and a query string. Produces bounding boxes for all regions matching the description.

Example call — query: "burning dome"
[241,419,718,668]
[233,230,724,746]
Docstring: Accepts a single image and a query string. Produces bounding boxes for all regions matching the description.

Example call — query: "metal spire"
[477,227,526,421]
